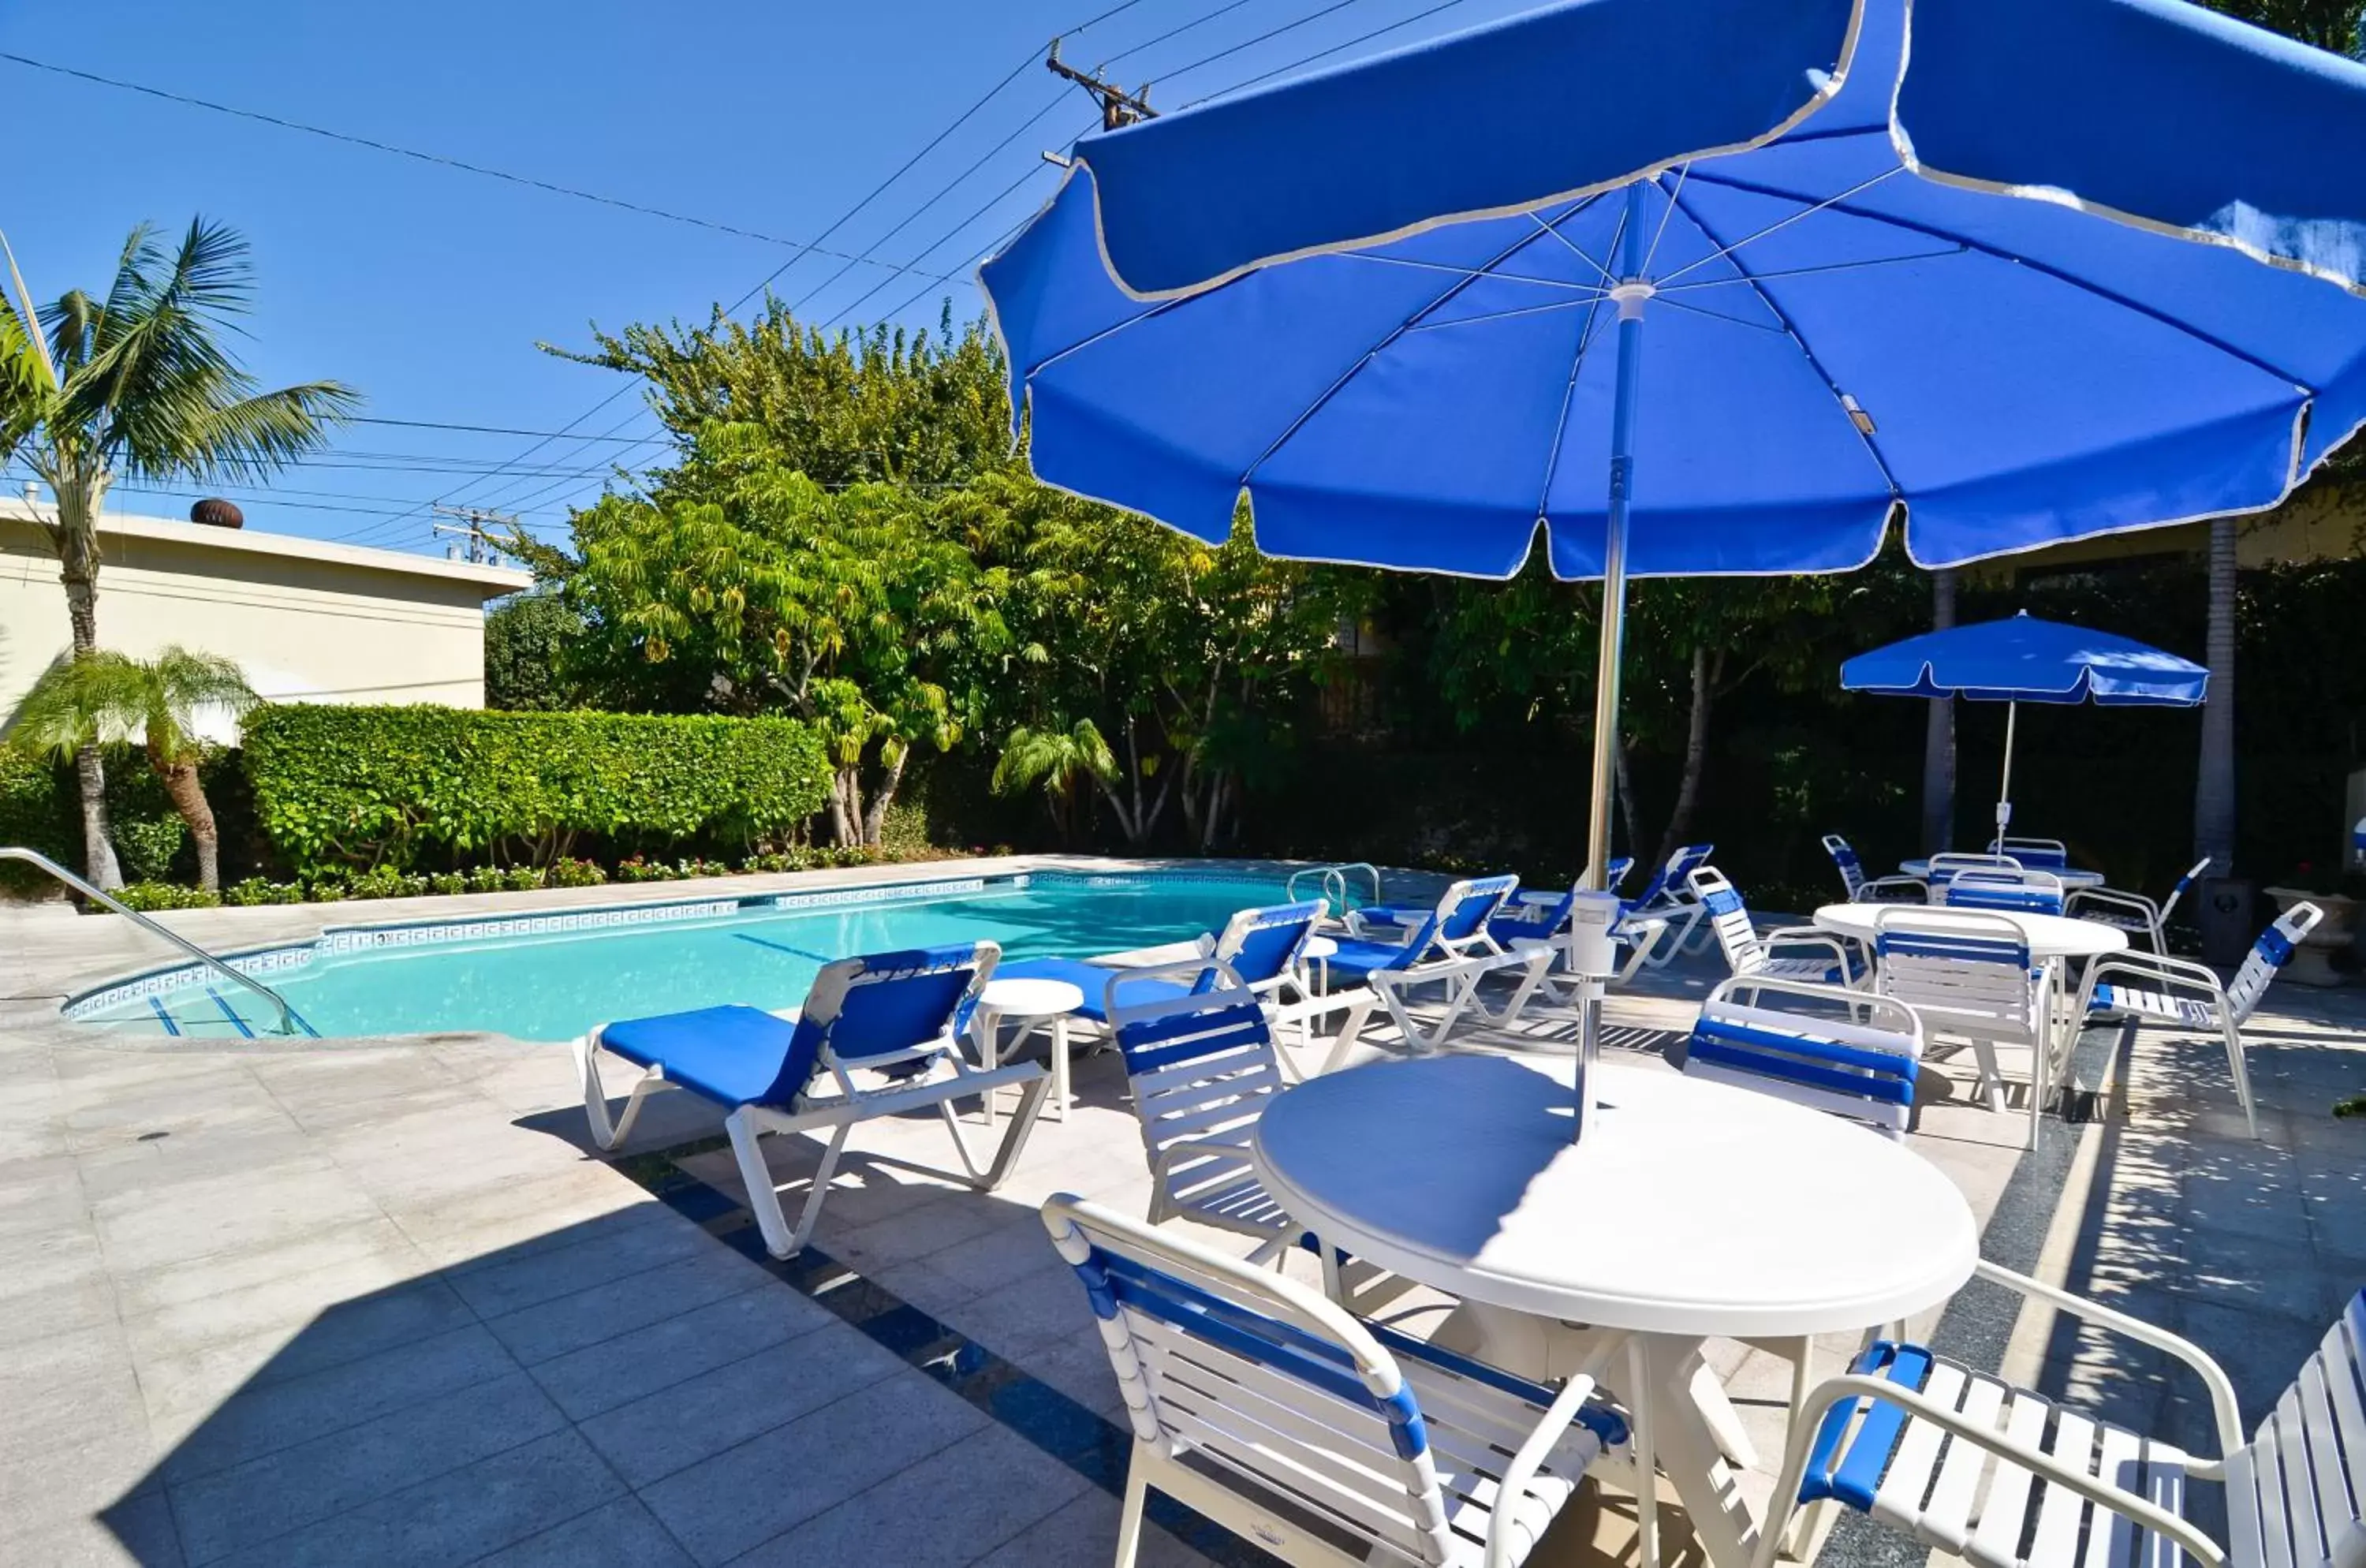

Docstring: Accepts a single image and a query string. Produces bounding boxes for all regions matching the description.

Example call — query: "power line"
[345,416,667,443]
[1189,0,1484,104]
[1156,0,1379,86]
[0,50,977,289]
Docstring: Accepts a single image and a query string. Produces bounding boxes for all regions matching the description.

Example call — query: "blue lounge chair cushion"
[1323,936,1424,980]
[997,957,1190,1021]
[600,1005,818,1108]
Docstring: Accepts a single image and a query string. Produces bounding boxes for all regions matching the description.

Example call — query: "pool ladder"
[1285,861,1384,916]
[2,846,300,1036]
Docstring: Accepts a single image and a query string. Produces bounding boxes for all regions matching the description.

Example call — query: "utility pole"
[1045,39,1155,129]
[431,504,518,566]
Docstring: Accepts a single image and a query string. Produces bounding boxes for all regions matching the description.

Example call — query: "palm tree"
[2192,517,2238,876]
[992,719,1116,846]
[7,648,260,893]
[0,218,357,888]
[1920,568,1957,854]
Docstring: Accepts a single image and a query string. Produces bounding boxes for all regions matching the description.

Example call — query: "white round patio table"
[1812,902,2126,960]
[1898,857,2107,890]
[1252,1054,1976,1568]
[968,977,1084,1123]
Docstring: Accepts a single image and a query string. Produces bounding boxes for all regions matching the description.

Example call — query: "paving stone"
[527,1280,838,1422]
[9,1488,184,1567]
[127,1263,472,1391]
[205,1428,624,1568]
[472,1496,694,1568]
[445,1204,717,1317]
[161,1321,518,1483]
[382,1163,650,1271]
[637,1368,989,1565]
[481,1247,772,1367]
[730,1420,1094,1567]
[88,1154,385,1272]
[166,1369,567,1562]
[970,1485,1215,1568]
[578,1320,908,1488]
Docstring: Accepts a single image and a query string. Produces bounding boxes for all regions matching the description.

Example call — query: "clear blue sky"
[0,0,1538,554]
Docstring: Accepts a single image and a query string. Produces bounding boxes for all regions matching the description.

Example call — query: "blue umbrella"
[980,0,2366,885]
[1840,611,2208,846]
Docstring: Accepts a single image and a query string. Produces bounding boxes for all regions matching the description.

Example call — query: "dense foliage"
[241,706,831,875]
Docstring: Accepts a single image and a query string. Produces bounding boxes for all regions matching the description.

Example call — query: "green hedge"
[241,706,833,875]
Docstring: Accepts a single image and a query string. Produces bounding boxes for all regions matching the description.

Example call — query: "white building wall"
[0,507,532,726]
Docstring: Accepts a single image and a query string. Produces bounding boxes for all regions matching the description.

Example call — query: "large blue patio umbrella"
[1840,612,2208,849]
[980,0,2366,886]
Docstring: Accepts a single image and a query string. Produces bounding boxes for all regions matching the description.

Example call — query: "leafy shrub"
[547,857,607,887]
[223,876,304,905]
[614,856,676,883]
[347,865,431,901]
[465,865,509,894]
[428,872,468,896]
[241,706,831,875]
[505,865,544,891]
[308,877,346,902]
[110,881,221,912]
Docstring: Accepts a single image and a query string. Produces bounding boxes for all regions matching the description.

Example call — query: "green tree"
[991,719,1115,846]
[0,219,356,888]
[484,591,587,711]
[6,648,259,892]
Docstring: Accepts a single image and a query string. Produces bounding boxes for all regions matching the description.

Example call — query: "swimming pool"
[65,871,1306,1043]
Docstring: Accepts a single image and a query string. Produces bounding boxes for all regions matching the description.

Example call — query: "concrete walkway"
[1,862,2360,1566]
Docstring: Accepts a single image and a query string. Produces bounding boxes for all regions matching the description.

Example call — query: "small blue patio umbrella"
[979,0,2366,887]
[1839,611,2208,849]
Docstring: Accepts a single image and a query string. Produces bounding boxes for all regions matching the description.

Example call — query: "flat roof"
[3,501,535,597]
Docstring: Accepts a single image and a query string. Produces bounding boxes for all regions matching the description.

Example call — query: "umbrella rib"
[1528,207,1620,286]
[1677,166,2317,391]
[1237,201,1608,488]
[1663,185,1905,500]
[1648,293,1792,334]
[1403,294,1609,333]
[1653,167,1904,286]
[1641,163,1691,275]
[1338,252,1606,293]
[1534,286,1618,522]
[1656,245,1969,291]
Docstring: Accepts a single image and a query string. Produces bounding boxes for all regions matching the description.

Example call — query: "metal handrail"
[2,847,299,1036]
[1286,861,1384,912]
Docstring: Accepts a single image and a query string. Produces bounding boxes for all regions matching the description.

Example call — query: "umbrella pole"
[1993,699,2018,853]
[1577,183,1651,1144]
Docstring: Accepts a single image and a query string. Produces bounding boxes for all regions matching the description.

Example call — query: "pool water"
[73,873,1304,1043]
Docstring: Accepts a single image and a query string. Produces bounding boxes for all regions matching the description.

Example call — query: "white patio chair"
[1994,834,2071,870]
[1822,833,1929,904]
[1325,876,1554,1058]
[1943,866,2069,917]
[2066,856,2211,954]
[575,940,1051,1259]
[2073,900,2322,1141]
[1872,908,2054,1148]
[1684,974,1925,1140]
[1623,842,1717,964]
[1752,1265,2366,1568]
[1923,851,2028,903]
[1689,866,1868,987]
[1043,1193,1627,1568]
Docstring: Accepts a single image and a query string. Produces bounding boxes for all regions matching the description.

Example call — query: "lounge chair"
[1821,834,1929,904]
[1625,842,1717,965]
[1753,1271,2366,1568]
[2066,855,2210,953]
[1043,1193,1626,1568]
[1690,866,1867,987]
[998,898,1327,1023]
[574,941,1051,1259]
[2074,900,2321,1140]
[1325,875,1554,1060]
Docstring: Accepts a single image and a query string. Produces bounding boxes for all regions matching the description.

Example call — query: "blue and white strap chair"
[1043,1193,1626,1568]
[2074,901,2321,1141]
[1822,834,1931,905]
[1003,898,1330,1025]
[1485,859,1653,995]
[1872,909,2055,1148]
[1921,852,2028,902]
[2066,857,2211,954]
[1684,976,1925,1141]
[1942,866,2068,917]
[1752,1269,2366,1568]
[1690,867,1868,987]
[1994,835,2071,870]
[1329,875,1554,1058]
[575,942,1051,1259]
[1623,842,1718,965]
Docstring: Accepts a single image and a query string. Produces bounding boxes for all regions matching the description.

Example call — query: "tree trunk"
[1654,645,1717,869]
[52,472,124,889]
[1613,737,1646,874]
[154,751,222,893]
[2193,519,2238,872]
[826,770,859,846]
[1920,568,1958,856]
[859,749,909,847]
[73,745,125,892]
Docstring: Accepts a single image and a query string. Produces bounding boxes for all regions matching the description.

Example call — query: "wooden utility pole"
[1046,39,1156,129]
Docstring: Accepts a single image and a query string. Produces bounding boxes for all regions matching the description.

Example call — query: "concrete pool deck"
[1,857,2360,1566]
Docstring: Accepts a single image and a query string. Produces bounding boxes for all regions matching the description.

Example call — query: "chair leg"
[577,1035,662,1152]
[727,1107,843,1261]
[1113,1461,1150,1568]
[2221,1017,2261,1140]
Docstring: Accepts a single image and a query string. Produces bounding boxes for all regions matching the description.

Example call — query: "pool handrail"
[2,846,300,1036]
[1285,861,1383,914]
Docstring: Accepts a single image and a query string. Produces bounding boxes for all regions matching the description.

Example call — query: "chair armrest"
[1764,928,1860,971]
[1757,1372,2227,1568]
[2081,950,2229,1004]
[1855,876,1930,903]
[2066,887,2162,923]
[1485,1374,1603,1568]
[1972,1260,2243,1455]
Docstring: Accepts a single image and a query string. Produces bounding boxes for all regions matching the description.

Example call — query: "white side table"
[968,977,1085,1123]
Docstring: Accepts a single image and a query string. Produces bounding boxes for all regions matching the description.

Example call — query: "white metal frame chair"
[1684,974,1926,1141]
[1823,833,1931,904]
[2067,856,2211,954]
[1994,834,2071,869]
[1922,851,2028,902]
[1690,866,1868,987]
[1621,842,1717,965]
[1326,876,1555,1058]
[2074,901,2323,1141]
[1753,1265,2366,1568]
[1943,866,2069,917]
[1872,907,2055,1148]
[575,941,1051,1259]
[1043,1193,1627,1568]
